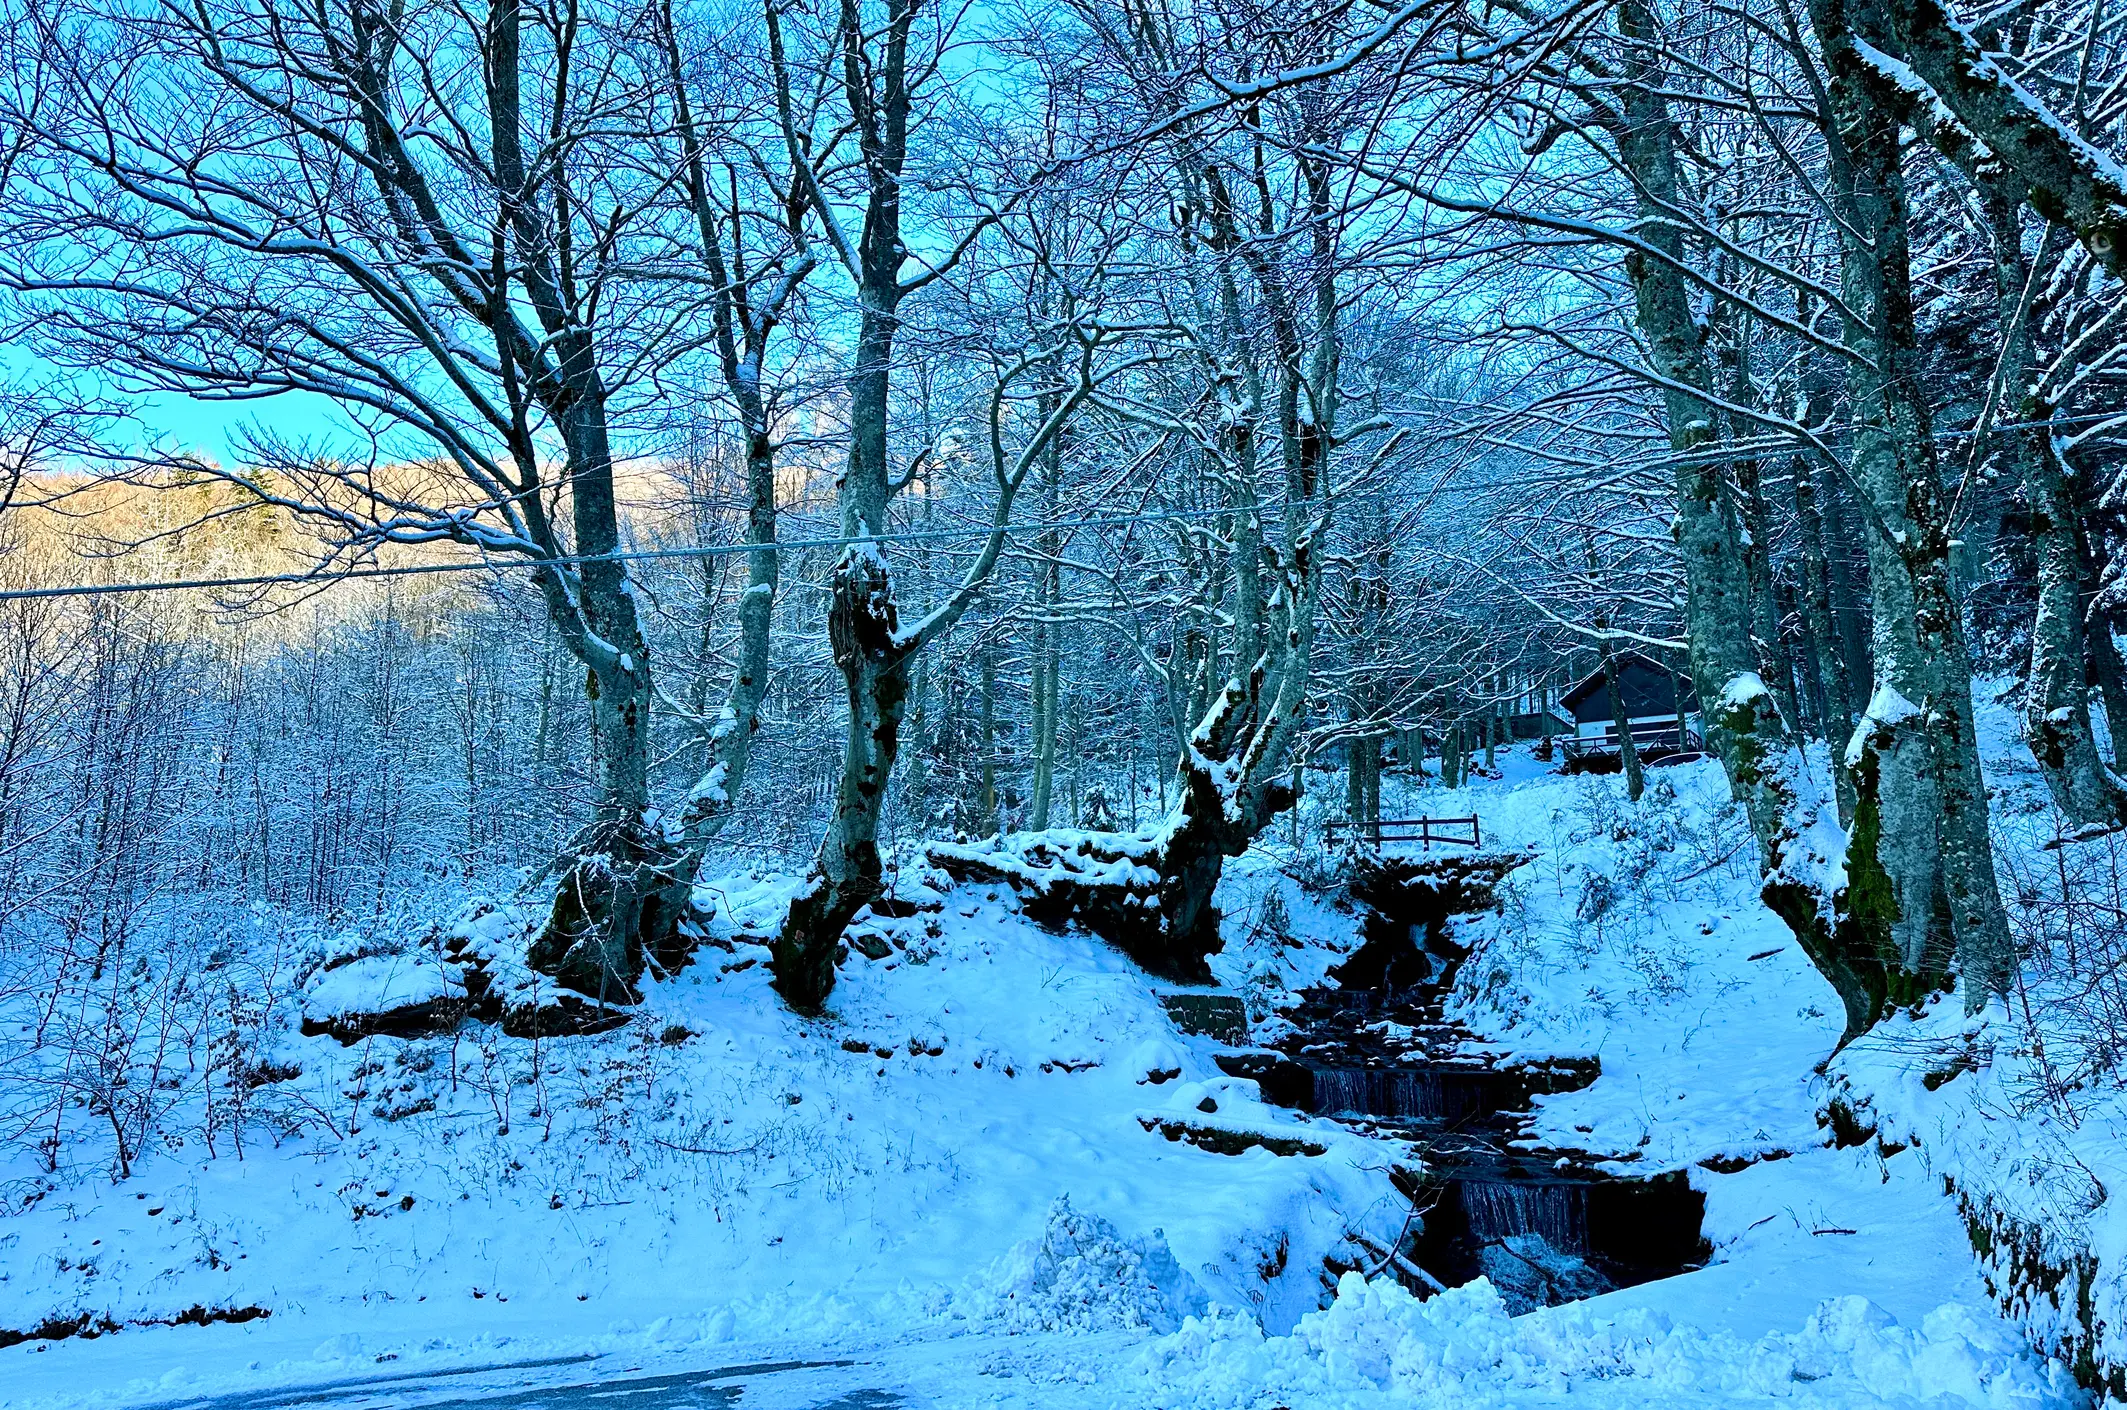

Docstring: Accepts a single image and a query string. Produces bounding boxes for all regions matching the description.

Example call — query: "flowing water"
[1459,1180,1593,1253]
[1309,1066,1515,1123]
[1241,852,1706,1311]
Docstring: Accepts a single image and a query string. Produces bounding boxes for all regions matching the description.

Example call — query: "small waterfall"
[1309,1066,1500,1121]
[1458,1180,1590,1253]
[1276,978,1703,1308]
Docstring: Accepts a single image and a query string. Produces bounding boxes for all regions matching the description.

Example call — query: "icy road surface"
[120,1355,904,1410]
[12,1331,1137,1410]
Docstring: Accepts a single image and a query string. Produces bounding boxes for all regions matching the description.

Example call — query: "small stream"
[1221,853,1707,1312]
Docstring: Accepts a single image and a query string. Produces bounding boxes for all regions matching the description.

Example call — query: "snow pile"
[437,900,542,996]
[300,950,456,1025]
[928,827,1166,894]
[972,1194,1209,1334]
[1134,1272,2076,1409]
[1128,1036,1189,1084]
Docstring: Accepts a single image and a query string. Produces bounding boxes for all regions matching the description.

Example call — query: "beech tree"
[0,0,792,1000]
[759,0,1149,1003]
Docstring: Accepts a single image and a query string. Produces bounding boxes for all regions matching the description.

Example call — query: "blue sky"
[6,342,352,467]
[132,389,348,464]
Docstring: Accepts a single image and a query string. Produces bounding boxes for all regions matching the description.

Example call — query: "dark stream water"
[1221,855,1707,1312]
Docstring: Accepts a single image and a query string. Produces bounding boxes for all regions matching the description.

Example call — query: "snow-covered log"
[926,826,1218,982]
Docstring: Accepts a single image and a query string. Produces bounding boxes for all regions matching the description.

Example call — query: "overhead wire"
[12,401,2119,605]
[0,505,1248,604]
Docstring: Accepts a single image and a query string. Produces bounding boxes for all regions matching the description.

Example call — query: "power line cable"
[21,400,2111,605]
[0,505,1246,604]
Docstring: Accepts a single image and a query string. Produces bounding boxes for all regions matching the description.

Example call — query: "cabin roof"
[1559,651,1697,717]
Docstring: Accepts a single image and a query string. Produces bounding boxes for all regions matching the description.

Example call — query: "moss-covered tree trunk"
[1807,0,2016,1008]
[1611,0,1910,1038]
[776,543,910,1010]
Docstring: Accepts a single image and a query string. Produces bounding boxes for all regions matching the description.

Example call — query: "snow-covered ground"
[0,862,1400,1408]
[1107,732,2092,1409]
[2,700,2115,1409]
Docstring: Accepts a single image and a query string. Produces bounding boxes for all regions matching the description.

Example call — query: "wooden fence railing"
[1559,724,1703,760]
[1323,815,1481,849]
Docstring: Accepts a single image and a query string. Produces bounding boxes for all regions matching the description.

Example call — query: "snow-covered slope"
[1129,714,2112,1408]
[1825,686,2127,1399]
[3,706,2115,1410]
[0,862,1407,1408]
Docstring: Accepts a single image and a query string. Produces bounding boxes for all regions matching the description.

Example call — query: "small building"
[1558,652,1701,759]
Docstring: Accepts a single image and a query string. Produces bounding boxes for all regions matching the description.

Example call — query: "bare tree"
[658,0,819,846]
[0,0,758,1000]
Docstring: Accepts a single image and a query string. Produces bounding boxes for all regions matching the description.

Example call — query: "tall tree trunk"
[774,217,1091,1004]
[2091,610,2127,772]
[689,557,719,781]
[1780,572,1827,737]
[1824,483,1873,694]
[902,474,939,814]
[1029,450,1062,830]
[1367,738,1382,831]
[663,12,805,852]
[1346,727,1367,826]
[980,642,999,835]
[1612,0,1888,1038]
[1068,694,1085,826]
[534,622,554,771]
[1741,454,1803,734]
[679,420,781,843]
[1118,143,1343,955]
[1792,426,1860,822]
[766,0,923,1010]
[2068,458,2127,770]
[460,655,480,858]
[1809,0,2017,1007]
[529,381,683,1005]
[1346,722,1380,839]
[1603,638,1646,801]
[1029,633,1056,830]
[1159,671,1310,954]
[1980,188,2127,828]
[1727,321,1805,733]
[473,0,684,1003]
[777,308,910,1009]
